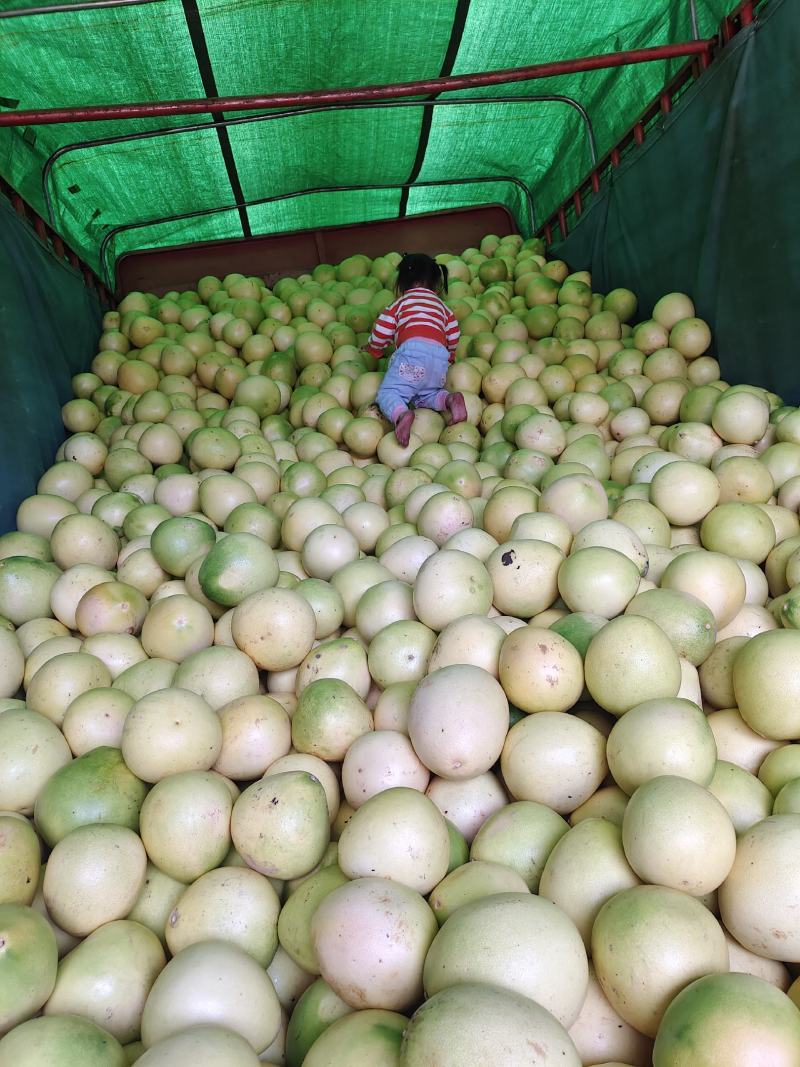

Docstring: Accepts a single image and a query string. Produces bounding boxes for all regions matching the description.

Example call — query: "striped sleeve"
[366,301,399,355]
[444,306,460,361]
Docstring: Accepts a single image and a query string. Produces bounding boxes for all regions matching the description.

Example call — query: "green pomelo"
[277,864,349,973]
[34,747,148,847]
[150,517,216,578]
[198,532,279,607]
[285,978,354,1067]
[0,903,58,1035]
[625,587,716,666]
[0,1013,126,1066]
[550,612,608,659]
[653,972,800,1067]
[303,1008,407,1067]
[428,859,530,925]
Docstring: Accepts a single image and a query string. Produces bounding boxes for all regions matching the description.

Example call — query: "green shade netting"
[0,0,733,280]
[552,0,800,402]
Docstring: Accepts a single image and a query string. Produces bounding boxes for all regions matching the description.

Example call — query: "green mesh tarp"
[0,0,733,281]
[552,0,800,402]
[0,195,102,534]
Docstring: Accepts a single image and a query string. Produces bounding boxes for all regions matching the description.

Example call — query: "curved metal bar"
[0,41,714,127]
[0,0,162,16]
[99,176,536,288]
[43,94,597,226]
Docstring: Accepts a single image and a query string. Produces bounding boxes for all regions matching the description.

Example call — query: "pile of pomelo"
[3,234,800,1066]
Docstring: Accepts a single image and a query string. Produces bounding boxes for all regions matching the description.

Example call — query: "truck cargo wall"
[552,0,800,402]
[0,197,102,534]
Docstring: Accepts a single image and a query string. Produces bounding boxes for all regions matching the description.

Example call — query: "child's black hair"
[395,253,446,297]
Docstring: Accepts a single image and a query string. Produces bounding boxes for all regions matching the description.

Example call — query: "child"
[365,253,467,447]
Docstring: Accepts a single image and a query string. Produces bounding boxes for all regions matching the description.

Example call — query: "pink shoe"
[394,410,415,447]
[446,392,467,424]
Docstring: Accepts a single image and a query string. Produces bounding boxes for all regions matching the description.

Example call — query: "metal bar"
[688,0,701,41]
[99,175,536,287]
[0,40,713,127]
[557,207,568,240]
[0,0,162,16]
[42,94,598,226]
[180,0,251,239]
[397,0,472,219]
[538,0,763,242]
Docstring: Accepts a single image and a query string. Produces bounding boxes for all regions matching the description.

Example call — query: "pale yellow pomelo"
[719,814,800,961]
[399,983,581,1067]
[311,876,437,1012]
[584,616,681,716]
[470,800,569,891]
[592,884,728,1038]
[423,892,588,1027]
[498,626,584,713]
[43,919,165,1043]
[140,940,281,1053]
[337,787,449,894]
[622,776,736,895]
[407,665,508,779]
[501,712,607,813]
[539,818,640,947]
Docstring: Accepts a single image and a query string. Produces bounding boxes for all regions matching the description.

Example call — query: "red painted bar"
[537,0,764,243]
[0,41,713,127]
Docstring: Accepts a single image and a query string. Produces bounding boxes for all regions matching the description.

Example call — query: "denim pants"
[376,339,449,422]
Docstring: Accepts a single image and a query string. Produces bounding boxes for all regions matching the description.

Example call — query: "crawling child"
[365,252,467,447]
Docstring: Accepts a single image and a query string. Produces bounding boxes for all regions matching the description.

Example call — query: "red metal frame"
[0,176,113,305]
[0,0,759,299]
[0,41,713,128]
[538,0,761,241]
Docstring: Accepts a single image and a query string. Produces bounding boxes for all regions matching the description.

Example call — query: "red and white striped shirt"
[366,287,460,363]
